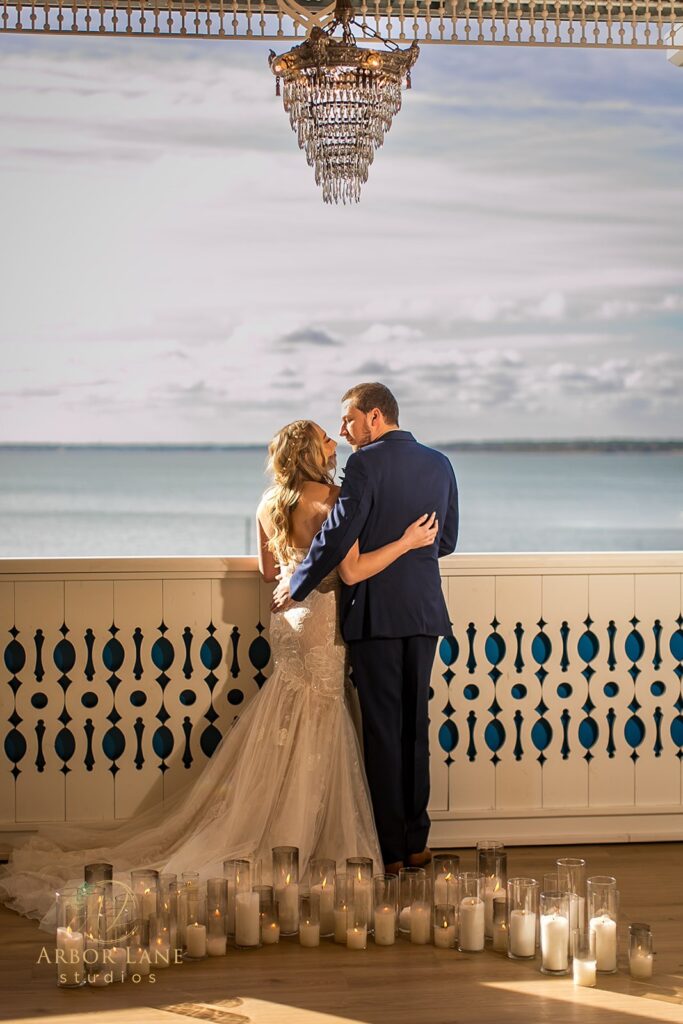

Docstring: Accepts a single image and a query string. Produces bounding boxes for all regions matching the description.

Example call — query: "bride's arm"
[256,502,280,583]
[338,513,438,585]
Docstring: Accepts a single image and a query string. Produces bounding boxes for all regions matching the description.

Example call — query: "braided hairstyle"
[262,420,334,565]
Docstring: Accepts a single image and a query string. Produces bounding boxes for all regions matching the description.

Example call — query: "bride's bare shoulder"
[300,481,340,507]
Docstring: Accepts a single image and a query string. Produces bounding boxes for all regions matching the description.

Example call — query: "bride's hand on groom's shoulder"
[401,511,439,552]
[271,576,292,613]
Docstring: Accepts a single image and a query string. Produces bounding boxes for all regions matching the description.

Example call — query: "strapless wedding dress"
[0,553,382,930]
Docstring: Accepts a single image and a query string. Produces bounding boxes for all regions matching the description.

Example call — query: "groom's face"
[340,401,373,450]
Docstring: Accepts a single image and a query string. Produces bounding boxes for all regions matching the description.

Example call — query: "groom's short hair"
[342,382,399,425]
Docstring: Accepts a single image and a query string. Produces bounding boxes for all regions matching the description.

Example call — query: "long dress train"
[0,553,382,930]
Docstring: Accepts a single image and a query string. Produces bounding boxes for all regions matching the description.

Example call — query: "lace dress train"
[0,556,382,930]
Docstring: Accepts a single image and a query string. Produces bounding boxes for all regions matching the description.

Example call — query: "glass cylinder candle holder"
[628,923,653,980]
[477,843,507,939]
[540,891,570,975]
[127,918,151,979]
[131,869,160,922]
[256,887,280,945]
[159,879,178,955]
[557,857,586,930]
[233,864,260,950]
[347,857,374,934]
[207,877,228,915]
[507,878,538,960]
[432,854,459,908]
[183,894,207,960]
[398,866,426,934]
[310,858,336,938]
[573,927,597,987]
[587,876,618,974]
[346,898,368,950]
[492,894,508,952]
[83,883,109,986]
[334,873,349,945]
[458,873,485,952]
[373,874,398,947]
[433,904,456,949]
[299,893,321,948]
[107,894,132,984]
[56,887,86,988]
[272,846,300,936]
[206,908,227,956]
[222,860,238,937]
[149,909,172,968]
[84,863,113,885]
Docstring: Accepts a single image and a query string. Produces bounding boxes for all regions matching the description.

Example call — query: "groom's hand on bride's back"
[271,576,292,613]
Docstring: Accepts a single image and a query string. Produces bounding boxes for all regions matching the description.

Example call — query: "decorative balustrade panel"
[0,0,681,48]
[1,554,682,847]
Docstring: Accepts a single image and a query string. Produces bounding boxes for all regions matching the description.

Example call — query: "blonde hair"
[263,420,333,565]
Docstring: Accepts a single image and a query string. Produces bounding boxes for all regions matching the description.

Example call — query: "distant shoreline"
[1,440,683,454]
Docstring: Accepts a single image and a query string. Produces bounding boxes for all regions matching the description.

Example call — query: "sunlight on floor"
[1,998,370,1024]
[483,980,683,1022]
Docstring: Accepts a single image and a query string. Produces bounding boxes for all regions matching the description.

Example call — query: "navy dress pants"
[348,635,438,866]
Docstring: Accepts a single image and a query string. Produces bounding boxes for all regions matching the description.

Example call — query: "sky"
[0,33,682,445]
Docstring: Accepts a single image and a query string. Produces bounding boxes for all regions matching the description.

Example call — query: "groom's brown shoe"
[407,848,432,868]
[384,861,404,875]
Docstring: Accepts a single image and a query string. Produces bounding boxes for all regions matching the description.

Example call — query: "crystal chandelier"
[269,0,419,205]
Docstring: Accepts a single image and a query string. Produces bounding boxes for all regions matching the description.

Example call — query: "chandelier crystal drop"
[269,0,418,205]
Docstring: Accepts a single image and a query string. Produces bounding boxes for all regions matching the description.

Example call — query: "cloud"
[279,327,340,348]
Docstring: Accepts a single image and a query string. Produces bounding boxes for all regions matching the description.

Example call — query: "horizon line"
[1,438,683,450]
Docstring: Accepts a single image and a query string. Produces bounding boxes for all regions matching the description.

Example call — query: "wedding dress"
[0,552,382,931]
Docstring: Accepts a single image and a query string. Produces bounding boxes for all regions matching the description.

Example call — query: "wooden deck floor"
[1,842,681,1024]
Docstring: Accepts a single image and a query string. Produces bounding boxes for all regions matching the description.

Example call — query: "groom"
[276,382,458,873]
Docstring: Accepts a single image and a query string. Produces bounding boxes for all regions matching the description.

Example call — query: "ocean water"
[0,446,682,558]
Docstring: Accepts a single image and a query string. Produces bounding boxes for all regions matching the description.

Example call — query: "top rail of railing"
[1,0,682,48]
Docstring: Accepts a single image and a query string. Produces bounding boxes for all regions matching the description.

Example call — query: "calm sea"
[0,446,682,558]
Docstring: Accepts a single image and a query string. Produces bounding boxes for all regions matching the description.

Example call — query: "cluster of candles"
[54,844,654,989]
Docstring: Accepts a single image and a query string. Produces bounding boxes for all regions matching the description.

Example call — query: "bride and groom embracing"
[0,381,458,926]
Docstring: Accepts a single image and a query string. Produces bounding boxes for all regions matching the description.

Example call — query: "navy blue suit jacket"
[289,430,459,641]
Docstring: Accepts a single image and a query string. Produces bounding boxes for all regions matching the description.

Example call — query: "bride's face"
[314,424,337,471]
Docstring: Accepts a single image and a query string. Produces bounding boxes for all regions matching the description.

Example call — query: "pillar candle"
[629,951,653,979]
[299,922,320,948]
[262,921,280,944]
[573,957,597,987]
[57,926,84,986]
[398,906,412,931]
[141,888,157,920]
[509,909,536,957]
[235,892,260,947]
[410,903,432,945]
[433,874,457,908]
[312,882,335,936]
[346,925,367,950]
[433,922,456,949]
[127,945,151,977]
[185,923,207,958]
[207,934,227,956]
[107,946,127,982]
[459,897,485,951]
[540,913,569,972]
[374,906,396,946]
[590,914,617,972]
[274,883,299,934]
[353,879,373,928]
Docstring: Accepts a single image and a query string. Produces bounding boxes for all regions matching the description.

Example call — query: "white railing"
[1,551,682,851]
[1,0,681,48]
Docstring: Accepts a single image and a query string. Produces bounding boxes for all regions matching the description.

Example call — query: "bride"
[0,419,437,929]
